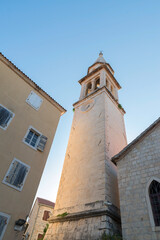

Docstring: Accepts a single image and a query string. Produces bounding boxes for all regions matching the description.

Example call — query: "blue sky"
[1,0,160,202]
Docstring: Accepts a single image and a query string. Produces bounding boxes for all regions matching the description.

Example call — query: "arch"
[106,79,109,89]
[95,78,100,90]
[110,85,113,94]
[85,82,92,96]
[146,177,160,231]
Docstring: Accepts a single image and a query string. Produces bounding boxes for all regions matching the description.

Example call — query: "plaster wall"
[0,60,61,240]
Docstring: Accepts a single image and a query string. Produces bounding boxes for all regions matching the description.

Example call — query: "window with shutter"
[3,158,30,191]
[0,105,14,130]
[23,126,47,151]
[0,212,10,240]
[26,91,43,110]
[42,211,50,221]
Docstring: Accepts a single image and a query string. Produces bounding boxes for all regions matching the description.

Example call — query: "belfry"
[46,53,127,239]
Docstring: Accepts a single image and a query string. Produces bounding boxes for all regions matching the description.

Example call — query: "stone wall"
[26,200,54,240]
[117,124,160,240]
[46,210,120,240]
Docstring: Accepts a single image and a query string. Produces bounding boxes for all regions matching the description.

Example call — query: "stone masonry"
[112,118,160,240]
[46,53,127,239]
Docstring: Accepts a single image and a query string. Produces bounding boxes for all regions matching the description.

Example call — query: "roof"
[94,52,106,64]
[37,197,55,208]
[112,117,160,165]
[0,52,66,115]
[79,64,121,89]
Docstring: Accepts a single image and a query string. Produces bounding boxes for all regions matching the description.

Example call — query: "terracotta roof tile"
[37,197,55,208]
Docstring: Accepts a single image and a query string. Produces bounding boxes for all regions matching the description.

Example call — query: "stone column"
[100,70,106,88]
[91,79,95,92]
[79,83,87,100]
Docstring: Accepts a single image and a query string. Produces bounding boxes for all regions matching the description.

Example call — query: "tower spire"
[95,51,106,63]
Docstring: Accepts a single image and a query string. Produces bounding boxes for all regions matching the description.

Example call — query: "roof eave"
[0,52,66,115]
[111,117,160,165]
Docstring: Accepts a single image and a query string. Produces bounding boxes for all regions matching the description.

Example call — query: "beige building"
[25,197,55,240]
[112,118,160,240]
[0,53,66,240]
[45,53,127,239]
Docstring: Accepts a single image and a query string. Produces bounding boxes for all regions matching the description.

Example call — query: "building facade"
[45,53,127,240]
[0,53,66,240]
[25,198,55,240]
[112,118,160,240]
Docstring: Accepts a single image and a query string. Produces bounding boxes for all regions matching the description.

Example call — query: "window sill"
[152,226,160,232]
[2,180,23,192]
[22,140,38,151]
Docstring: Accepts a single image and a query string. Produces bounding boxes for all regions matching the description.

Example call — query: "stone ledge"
[48,208,121,224]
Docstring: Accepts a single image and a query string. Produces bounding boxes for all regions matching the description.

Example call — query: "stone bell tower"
[46,53,127,240]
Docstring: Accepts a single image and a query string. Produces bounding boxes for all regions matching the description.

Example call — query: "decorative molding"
[48,208,121,224]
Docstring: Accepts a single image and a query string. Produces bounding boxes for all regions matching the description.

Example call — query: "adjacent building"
[0,53,66,240]
[25,197,55,240]
[45,53,127,239]
[112,118,160,240]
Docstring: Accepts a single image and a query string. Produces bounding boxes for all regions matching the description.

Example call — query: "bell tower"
[46,53,127,240]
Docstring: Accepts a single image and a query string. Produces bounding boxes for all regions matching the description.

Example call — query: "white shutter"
[26,91,43,110]
[37,135,48,152]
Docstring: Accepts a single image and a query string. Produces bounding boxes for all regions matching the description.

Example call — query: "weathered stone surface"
[45,56,127,239]
[115,122,160,240]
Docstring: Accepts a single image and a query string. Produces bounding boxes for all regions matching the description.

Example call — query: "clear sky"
[1,0,160,202]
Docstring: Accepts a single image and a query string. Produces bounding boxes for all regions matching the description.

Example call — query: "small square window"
[37,233,43,240]
[42,210,50,221]
[3,158,30,191]
[0,104,14,130]
[23,126,48,152]
[26,91,43,110]
[0,212,10,240]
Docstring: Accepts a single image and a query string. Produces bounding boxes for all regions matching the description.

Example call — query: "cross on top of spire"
[95,51,106,64]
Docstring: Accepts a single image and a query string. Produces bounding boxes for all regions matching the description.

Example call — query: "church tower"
[46,53,127,240]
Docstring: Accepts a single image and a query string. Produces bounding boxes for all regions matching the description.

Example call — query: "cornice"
[48,207,121,224]
[73,86,125,114]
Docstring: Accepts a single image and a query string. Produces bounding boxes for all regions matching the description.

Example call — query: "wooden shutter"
[0,215,7,237]
[0,107,12,127]
[42,211,50,221]
[37,135,48,152]
[37,233,43,240]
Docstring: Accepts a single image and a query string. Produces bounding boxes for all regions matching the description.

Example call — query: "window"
[86,82,92,96]
[3,158,30,191]
[42,211,50,221]
[0,212,10,240]
[26,91,43,111]
[0,104,14,130]
[23,126,48,152]
[149,180,160,226]
[37,233,43,240]
[95,78,100,90]
[25,129,40,148]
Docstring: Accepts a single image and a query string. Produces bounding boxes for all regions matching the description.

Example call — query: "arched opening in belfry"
[95,78,100,90]
[111,85,114,95]
[86,82,92,96]
[149,180,160,226]
[106,79,109,89]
